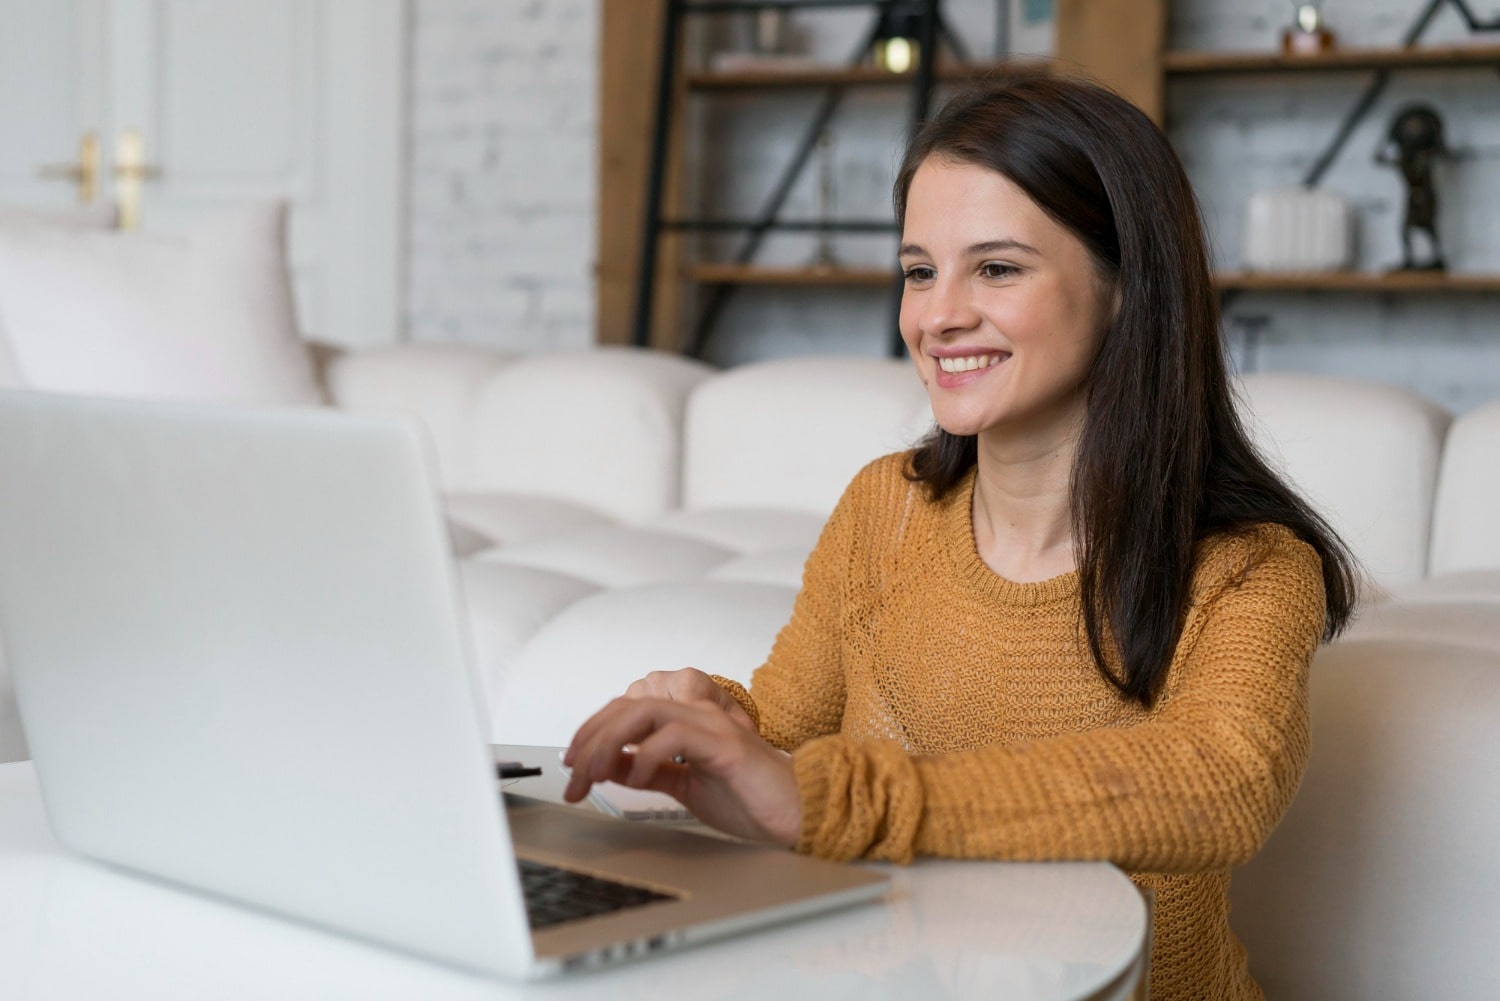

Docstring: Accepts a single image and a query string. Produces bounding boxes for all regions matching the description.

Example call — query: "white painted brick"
[405,0,597,350]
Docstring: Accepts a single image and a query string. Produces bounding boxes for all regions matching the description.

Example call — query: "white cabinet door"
[1,0,406,346]
[0,0,108,213]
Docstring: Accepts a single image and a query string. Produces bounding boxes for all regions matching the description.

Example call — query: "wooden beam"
[597,0,685,350]
[1055,0,1166,124]
[1165,42,1500,75]
[684,263,896,286]
[1215,271,1500,293]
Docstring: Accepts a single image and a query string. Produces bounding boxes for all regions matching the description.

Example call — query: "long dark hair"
[895,76,1358,707]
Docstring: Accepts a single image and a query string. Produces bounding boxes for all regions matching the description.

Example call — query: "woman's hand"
[562,696,801,847]
[623,667,756,732]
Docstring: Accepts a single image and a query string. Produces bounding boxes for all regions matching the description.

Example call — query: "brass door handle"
[36,133,102,204]
[114,128,163,230]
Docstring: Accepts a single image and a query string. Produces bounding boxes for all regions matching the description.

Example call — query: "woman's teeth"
[937,354,1004,373]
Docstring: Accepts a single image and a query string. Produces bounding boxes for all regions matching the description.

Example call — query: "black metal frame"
[1300,0,1500,188]
[631,0,956,358]
[1218,0,1500,364]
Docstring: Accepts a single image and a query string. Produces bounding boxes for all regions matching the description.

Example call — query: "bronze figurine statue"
[1375,104,1451,271]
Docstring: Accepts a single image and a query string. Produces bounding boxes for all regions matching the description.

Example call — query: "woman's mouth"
[936,353,1007,374]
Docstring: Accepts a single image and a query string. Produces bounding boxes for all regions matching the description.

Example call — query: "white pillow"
[0,202,323,405]
[0,203,118,389]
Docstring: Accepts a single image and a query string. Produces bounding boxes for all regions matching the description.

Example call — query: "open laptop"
[0,392,886,979]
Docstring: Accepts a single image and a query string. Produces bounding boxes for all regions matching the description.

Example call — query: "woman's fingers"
[564,698,744,797]
[561,695,800,845]
[562,698,706,800]
[624,718,731,787]
[629,715,801,846]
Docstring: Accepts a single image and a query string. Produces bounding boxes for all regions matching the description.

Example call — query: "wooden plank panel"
[597,0,657,345]
[685,59,1051,90]
[1216,271,1500,293]
[685,263,896,285]
[1165,43,1500,75]
[1055,0,1167,123]
[597,0,685,348]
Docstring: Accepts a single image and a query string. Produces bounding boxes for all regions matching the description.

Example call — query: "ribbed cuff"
[791,735,843,857]
[708,675,761,734]
[792,735,921,863]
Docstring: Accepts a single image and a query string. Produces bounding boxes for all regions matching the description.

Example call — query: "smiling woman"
[563,77,1359,1001]
[897,161,1113,483]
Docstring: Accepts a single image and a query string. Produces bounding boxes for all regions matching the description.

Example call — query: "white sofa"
[1,343,1497,1000]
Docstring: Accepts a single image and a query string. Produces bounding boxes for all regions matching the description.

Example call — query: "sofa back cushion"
[323,342,516,491]
[683,356,931,513]
[462,348,713,523]
[1235,373,1450,595]
[1429,399,1500,576]
[1231,638,1500,1001]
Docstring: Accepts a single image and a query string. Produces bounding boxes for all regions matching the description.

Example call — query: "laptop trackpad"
[506,797,728,868]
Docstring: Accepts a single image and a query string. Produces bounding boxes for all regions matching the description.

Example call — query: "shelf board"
[686,59,1044,91]
[1215,271,1500,293]
[687,268,1500,292]
[685,263,896,286]
[1165,43,1500,76]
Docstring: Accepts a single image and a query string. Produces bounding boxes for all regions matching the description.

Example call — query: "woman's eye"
[980,262,1019,279]
[903,266,936,283]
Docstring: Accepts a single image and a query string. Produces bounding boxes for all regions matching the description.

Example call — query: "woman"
[563,76,1357,1001]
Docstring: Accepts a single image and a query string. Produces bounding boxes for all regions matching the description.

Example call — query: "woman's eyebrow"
[966,238,1040,256]
[898,238,1040,258]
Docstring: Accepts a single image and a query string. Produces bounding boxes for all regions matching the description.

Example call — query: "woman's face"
[899,158,1113,445]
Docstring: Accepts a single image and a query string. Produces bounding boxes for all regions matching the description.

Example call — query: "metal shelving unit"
[632,0,1017,357]
[1166,1,1500,303]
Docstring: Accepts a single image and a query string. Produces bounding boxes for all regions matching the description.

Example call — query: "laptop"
[0,391,887,979]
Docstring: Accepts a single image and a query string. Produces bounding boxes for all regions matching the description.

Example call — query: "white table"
[0,752,1147,1000]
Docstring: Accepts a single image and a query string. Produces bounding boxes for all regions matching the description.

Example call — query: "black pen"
[496,761,543,779]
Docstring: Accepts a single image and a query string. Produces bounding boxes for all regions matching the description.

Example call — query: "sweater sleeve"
[791,530,1325,872]
[741,456,902,751]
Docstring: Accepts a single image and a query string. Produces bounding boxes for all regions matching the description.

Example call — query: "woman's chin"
[932,417,992,438]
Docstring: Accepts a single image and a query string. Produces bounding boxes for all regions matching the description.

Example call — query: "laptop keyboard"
[517,859,679,929]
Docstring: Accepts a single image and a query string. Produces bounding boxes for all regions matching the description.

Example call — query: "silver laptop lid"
[0,392,534,978]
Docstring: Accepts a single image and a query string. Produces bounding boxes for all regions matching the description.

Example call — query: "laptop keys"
[517,858,680,929]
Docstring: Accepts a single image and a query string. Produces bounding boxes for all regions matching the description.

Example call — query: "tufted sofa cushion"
[683,355,932,513]
[461,348,712,523]
[1428,399,1500,578]
[1231,638,1500,1001]
[492,580,797,746]
[1235,373,1450,598]
[324,341,515,488]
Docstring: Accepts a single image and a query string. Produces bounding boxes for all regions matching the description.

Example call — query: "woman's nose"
[920,278,981,337]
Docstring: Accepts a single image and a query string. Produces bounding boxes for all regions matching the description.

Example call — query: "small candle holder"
[1283,3,1336,56]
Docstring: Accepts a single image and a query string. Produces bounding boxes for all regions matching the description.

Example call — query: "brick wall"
[405,0,597,351]
[404,0,1500,411]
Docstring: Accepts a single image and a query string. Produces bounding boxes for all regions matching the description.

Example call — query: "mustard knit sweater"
[719,452,1326,1001]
